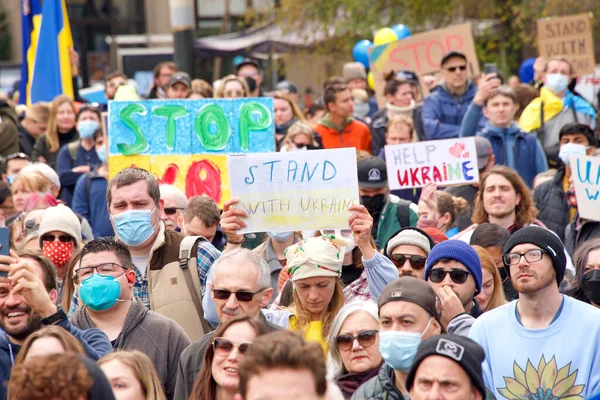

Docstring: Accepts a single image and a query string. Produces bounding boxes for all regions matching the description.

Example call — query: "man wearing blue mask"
[352,277,443,400]
[71,237,191,399]
[70,167,221,343]
[520,58,596,167]
[534,123,597,243]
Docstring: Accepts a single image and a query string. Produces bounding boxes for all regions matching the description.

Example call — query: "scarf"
[275,117,298,135]
[519,87,564,132]
[386,100,416,119]
[336,365,382,398]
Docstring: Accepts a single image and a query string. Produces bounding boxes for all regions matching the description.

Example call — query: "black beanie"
[406,334,486,398]
[503,226,566,284]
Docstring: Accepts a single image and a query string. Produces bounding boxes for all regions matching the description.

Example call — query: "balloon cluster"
[352,24,412,89]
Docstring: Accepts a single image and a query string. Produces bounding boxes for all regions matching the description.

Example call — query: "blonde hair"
[25,103,50,124]
[351,88,368,102]
[435,191,469,228]
[215,75,250,98]
[282,122,320,148]
[386,115,415,142]
[12,172,52,195]
[191,79,213,98]
[473,245,507,312]
[46,95,77,152]
[98,351,166,400]
[14,326,85,366]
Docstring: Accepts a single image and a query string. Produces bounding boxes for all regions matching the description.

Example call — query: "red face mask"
[42,241,74,269]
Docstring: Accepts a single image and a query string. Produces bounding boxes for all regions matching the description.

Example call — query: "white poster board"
[228,148,360,233]
[384,137,479,189]
[570,154,600,221]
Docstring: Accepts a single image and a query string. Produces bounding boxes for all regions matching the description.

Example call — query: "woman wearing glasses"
[327,300,383,399]
[215,75,249,99]
[189,315,268,400]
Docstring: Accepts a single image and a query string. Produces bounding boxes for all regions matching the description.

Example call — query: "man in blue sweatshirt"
[0,251,112,399]
[470,226,600,399]
[460,83,547,188]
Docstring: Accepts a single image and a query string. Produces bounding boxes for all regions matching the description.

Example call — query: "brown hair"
[14,326,85,366]
[238,330,327,398]
[189,315,268,400]
[153,61,178,78]
[17,250,57,293]
[107,167,160,207]
[191,79,214,98]
[386,115,415,137]
[513,84,539,119]
[98,351,166,400]
[25,103,50,124]
[323,84,349,112]
[484,85,517,106]
[472,165,537,229]
[473,245,507,312]
[435,191,469,228]
[8,354,92,400]
[105,71,127,82]
[183,195,220,226]
[215,75,250,98]
[544,57,573,76]
[46,95,77,152]
[61,250,81,311]
[272,92,306,123]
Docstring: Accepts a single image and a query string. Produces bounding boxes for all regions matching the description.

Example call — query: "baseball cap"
[441,51,467,67]
[475,136,493,170]
[274,80,298,94]
[396,70,419,85]
[168,72,191,88]
[357,157,388,188]
[235,58,261,73]
[378,277,443,327]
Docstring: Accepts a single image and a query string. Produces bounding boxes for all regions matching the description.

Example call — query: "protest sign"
[108,98,275,207]
[537,13,595,76]
[228,148,359,233]
[368,23,480,107]
[384,138,479,190]
[570,154,600,221]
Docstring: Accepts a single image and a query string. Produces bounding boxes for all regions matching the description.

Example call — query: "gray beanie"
[386,227,435,257]
[343,62,367,83]
[38,204,82,247]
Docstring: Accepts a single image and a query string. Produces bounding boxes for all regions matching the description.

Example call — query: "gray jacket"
[71,298,191,400]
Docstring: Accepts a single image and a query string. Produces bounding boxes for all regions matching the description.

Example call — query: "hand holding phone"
[0,227,12,278]
[484,63,498,76]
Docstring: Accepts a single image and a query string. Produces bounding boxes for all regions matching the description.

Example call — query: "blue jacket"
[422,81,485,140]
[0,316,112,399]
[56,142,101,207]
[72,170,114,238]
[460,103,547,188]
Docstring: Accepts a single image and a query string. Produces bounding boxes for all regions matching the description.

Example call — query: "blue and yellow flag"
[18,0,42,105]
[27,0,74,106]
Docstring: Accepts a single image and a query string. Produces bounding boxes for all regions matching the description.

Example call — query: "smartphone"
[484,63,498,75]
[0,227,8,278]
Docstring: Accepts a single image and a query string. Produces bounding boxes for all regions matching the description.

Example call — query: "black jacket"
[351,363,407,400]
[565,215,600,256]
[370,106,426,157]
[534,167,570,242]
[18,125,36,157]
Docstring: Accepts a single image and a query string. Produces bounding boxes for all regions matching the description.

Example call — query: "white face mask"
[559,143,587,166]
[545,73,569,94]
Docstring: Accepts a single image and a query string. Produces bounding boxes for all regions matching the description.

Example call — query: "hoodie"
[313,114,371,152]
[71,298,191,400]
[0,101,19,158]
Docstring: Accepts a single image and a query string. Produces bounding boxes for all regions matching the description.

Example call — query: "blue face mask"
[96,146,107,163]
[111,207,157,246]
[558,142,587,166]
[545,73,569,95]
[6,175,16,184]
[378,318,432,371]
[267,231,293,242]
[80,273,124,311]
[77,120,100,139]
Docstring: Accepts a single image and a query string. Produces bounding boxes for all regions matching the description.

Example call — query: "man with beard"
[357,157,419,248]
[0,251,112,399]
[470,227,600,399]
[384,227,435,279]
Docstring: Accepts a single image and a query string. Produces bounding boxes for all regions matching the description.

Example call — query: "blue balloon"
[352,40,373,68]
[519,57,536,84]
[391,24,411,40]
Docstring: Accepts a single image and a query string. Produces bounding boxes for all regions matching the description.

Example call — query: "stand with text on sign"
[108,98,275,207]
[227,148,360,233]
[570,154,600,221]
[384,138,479,189]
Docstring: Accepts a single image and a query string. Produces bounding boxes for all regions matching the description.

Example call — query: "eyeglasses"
[212,288,265,302]
[74,262,128,281]
[335,330,378,351]
[321,229,352,238]
[225,90,243,97]
[390,254,427,270]
[6,152,30,162]
[107,81,127,88]
[429,268,470,284]
[163,207,184,215]
[40,234,74,243]
[503,249,547,266]
[446,65,467,73]
[213,338,253,356]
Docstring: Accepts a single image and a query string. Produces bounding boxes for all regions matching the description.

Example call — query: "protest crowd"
[2,3,600,400]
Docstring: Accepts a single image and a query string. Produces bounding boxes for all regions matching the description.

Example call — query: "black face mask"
[361,194,386,215]
[582,270,600,304]
[245,76,257,92]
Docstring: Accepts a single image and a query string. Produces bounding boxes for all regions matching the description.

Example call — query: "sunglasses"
[446,65,467,73]
[213,337,253,356]
[429,268,470,284]
[212,288,265,302]
[225,90,243,97]
[6,152,30,162]
[41,234,73,243]
[390,254,427,270]
[335,330,378,351]
[163,207,183,215]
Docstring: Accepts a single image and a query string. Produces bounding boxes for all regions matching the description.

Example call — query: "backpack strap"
[179,235,210,334]
[396,198,411,228]
[68,140,80,163]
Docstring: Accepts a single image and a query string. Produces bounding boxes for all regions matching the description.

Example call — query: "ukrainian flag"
[18,0,42,105]
[27,0,74,106]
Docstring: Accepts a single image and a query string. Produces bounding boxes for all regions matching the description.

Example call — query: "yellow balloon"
[367,72,375,90]
[373,27,397,46]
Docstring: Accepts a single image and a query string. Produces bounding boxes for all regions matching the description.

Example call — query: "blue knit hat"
[425,240,482,295]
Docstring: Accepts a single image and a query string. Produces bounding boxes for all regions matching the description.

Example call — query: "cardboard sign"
[108,98,275,207]
[384,138,479,189]
[570,154,600,221]
[537,13,596,76]
[228,148,359,233]
[369,23,480,107]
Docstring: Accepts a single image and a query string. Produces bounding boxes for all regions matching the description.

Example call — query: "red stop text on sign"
[388,35,465,73]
